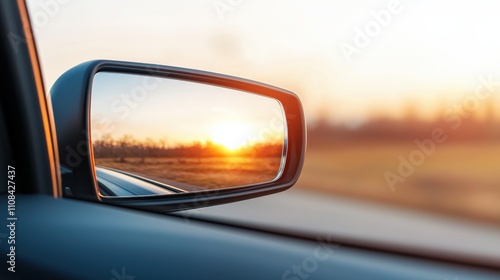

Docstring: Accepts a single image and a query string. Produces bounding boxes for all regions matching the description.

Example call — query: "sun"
[211,121,252,150]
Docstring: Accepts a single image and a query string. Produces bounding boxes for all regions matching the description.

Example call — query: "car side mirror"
[51,60,305,212]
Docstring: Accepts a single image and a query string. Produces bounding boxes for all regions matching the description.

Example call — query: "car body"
[96,166,181,196]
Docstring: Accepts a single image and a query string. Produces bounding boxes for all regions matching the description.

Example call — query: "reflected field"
[96,156,282,189]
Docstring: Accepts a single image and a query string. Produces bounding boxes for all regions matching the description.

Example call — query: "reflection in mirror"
[91,72,286,196]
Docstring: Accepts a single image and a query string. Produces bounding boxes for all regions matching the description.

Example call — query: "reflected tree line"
[93,134,282,162]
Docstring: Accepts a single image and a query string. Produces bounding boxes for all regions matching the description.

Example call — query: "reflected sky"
[91,72,285,147]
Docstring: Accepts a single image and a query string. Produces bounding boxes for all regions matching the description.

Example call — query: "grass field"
[299,142,500,224]
[96,156,282,189]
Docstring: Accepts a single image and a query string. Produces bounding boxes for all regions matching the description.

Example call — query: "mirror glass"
[91,72,286,197]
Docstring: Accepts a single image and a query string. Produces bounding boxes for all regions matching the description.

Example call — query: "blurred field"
[96,142,500,224]
[298,143,500,224]
[96,156,281,189]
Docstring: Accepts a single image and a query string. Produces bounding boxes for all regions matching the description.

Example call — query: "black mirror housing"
[51,60,306,212]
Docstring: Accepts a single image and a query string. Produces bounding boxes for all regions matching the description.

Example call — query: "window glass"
[28,0,500,224]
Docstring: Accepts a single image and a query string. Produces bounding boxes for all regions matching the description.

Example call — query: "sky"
[91,72,285,147]
[27,0,500,124]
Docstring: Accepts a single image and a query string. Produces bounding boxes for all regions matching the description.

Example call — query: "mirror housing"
[51,60,305,212]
